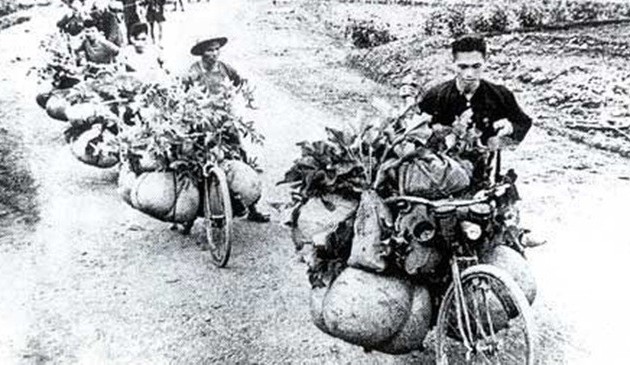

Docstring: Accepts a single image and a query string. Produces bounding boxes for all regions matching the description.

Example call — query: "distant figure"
[88,0,124,47]
[173,0,185,11]
[120,22,167,80]
[122,0,141,43]
[76,20,120,64]
[145,0,165,45]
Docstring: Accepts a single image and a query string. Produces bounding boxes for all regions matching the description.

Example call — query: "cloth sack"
[400,152,471,199]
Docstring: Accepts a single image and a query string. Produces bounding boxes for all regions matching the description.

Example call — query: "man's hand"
[457,108,473,126]
[486,135,518,151]
[493,118,514,138]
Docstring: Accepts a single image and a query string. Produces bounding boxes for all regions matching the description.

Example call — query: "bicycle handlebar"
[384,183,511,208]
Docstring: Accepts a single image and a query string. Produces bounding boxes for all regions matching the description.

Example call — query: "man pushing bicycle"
[402,35,544,248]
[180,36,270,229]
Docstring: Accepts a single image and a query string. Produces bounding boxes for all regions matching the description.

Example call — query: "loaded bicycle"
[385,152,535,364]
[286,113,538,362]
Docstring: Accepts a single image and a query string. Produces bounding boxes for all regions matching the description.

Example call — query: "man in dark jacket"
[416,35,532,147]
[412,35,544,248]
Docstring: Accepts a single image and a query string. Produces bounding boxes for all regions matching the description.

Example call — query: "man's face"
[201,42,221,65]
[132,32,149,53]
[453,51,485,92]
[84,26,97,41]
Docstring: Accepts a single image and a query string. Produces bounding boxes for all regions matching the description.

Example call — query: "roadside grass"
[0,124,39,225]
[0,0,32,17]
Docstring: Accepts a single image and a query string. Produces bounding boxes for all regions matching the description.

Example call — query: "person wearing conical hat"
[182,37,245,96]
[180,37,270,225]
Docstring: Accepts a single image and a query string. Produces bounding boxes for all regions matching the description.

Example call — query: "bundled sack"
[480,244,537,305]
[347,190,392,272]
[128,171,200,223]
[117,163,137,205]
[36,90,53,109]
[66,102,111,126]
[312,267,432,354]
[399,152,471,199]
[292,194,358,249]
[221,160,262,207]
[45,90,72,121]
[70,123,120,168]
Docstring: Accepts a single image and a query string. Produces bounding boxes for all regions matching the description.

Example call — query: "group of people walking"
[55,0,270,223]
[60,0,186,48]
[121,0,166,45]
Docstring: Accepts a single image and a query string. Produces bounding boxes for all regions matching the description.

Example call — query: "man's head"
[201,41,222,66]
[191,37,228,66]
[130,23,149,53]
[82,19,99,41]
[451,35,487,93]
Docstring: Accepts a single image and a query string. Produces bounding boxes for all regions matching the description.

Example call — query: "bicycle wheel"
[435,264,535,365]
[203,167,233,268]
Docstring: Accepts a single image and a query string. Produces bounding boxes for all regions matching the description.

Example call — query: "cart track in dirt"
[0,1,629,364]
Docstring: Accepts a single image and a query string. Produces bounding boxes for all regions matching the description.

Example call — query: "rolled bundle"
[310,267,432,353]
[221,160,262,207]
[45,92,71,121]
[36,91,52,109]
[70,124,120,168]
[347,190,392,272]
[117,163,137,205]
[66,102,101,126]
[480,244,537,305]
[293,194,358,249]
[128,171,200,223]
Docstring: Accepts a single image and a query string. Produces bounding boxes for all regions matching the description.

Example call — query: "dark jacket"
[417,79,532,142]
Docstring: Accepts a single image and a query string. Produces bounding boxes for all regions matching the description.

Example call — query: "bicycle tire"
[203,167,233,268]
[435,264,535,365]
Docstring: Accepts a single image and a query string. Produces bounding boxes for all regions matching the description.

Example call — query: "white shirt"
[120,45,167,82]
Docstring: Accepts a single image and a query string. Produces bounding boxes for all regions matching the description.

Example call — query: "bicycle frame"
[384,150,511,337]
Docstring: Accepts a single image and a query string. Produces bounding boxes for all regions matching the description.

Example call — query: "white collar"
[455,78,480,100]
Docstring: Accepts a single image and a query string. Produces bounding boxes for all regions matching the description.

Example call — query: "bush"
[346,19,397,48]
[516,2,545,28]
[445,4,468,37]
[567,1,602,22]
[0,0,17,17]
[468,4,510,33]
[423,7,448,36]
[602,3,630,20]
[423,4,469,37]
[420,0,629,37]
[545,0,569,24]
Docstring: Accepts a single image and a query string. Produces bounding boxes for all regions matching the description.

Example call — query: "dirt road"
[1,1,629,364]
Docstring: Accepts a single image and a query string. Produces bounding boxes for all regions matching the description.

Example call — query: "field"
[303,0,630,157]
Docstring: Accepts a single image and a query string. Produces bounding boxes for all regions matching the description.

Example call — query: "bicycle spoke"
[436,267,533,365]
[482,284,497,339]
